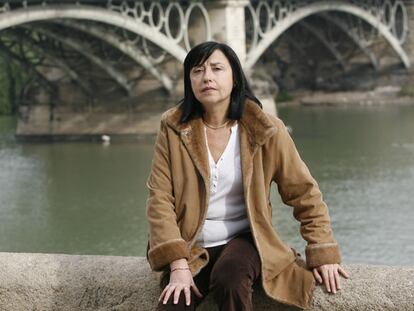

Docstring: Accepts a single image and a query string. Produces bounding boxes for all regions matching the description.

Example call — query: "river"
[0,103,413,266]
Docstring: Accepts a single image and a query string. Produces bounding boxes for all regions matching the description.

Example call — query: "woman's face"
[189,49,234,110]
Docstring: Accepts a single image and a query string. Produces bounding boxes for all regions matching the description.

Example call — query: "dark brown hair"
[179,41,262,123]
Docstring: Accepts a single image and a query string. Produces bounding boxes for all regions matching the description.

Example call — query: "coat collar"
[163,98,278,147]
[162,99,278,186]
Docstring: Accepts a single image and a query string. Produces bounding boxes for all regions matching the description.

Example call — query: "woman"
[146,41,349,310]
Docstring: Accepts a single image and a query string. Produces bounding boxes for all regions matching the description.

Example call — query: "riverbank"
[281,86,414,107]
[13,87,414,141]
[15,105,162,142]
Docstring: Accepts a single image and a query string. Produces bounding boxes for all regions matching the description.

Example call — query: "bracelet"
[171,267,190,272]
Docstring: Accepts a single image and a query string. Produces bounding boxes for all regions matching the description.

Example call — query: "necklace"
[203,119,230,130]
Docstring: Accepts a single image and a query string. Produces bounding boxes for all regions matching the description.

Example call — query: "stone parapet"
[0,252,413,310]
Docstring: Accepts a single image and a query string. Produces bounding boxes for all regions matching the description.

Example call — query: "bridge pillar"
[205,0,249,63]
[206,0,277,115]
[404,1,414,73]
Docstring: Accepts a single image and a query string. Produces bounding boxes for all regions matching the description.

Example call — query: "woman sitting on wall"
[146,41,349,310]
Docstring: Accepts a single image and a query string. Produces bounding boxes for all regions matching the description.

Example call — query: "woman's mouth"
[201,87,216,92]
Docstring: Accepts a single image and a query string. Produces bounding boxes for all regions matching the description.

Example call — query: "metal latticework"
[245,0,409,69]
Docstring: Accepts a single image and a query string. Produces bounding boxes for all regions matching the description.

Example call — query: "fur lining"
[161,99,279,183]
[163,99,278,147]
[148,239,190,271]
[239,99,278,146]
[306,242,338,250]
[188,246,209,276]
[162,105,210,182]
[305,243,341,268]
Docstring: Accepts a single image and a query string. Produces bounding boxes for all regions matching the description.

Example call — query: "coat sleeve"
[271,118,341,269]
[146,118,190,271]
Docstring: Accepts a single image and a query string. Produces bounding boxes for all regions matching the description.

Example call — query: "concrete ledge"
[16,106,163,140]
[0,252,413,310]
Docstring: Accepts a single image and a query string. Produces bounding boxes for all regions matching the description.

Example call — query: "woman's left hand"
[313,264,349,294]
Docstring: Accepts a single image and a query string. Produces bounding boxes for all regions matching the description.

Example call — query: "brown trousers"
[156,232,261,311]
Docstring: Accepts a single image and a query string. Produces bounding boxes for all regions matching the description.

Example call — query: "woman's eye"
[213,67,222,71]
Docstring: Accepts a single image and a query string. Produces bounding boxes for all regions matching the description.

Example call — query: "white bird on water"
[101,135,111,145]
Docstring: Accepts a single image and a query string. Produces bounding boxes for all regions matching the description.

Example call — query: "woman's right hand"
[159,260,203,306]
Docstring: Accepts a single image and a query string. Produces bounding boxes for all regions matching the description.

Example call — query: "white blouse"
[196,122,250,248]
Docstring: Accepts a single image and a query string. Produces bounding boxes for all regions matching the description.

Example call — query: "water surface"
[0,104,413,266]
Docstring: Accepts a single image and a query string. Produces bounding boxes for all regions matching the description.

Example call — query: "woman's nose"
[203,67,213,82]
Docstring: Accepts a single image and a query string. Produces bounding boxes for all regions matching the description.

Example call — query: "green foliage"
[276,90,294,103]
[0,57,12,115]
[0,54,30,115]
[398,85,414,97]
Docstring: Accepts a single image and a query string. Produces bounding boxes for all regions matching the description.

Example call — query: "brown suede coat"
[146,99,341,309]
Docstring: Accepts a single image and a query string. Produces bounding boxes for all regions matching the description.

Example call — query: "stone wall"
[0,252,413,310]
[15,101,277,140]
[16,105,163,141]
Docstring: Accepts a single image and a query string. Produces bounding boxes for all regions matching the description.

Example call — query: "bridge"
[0,0,413,137]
